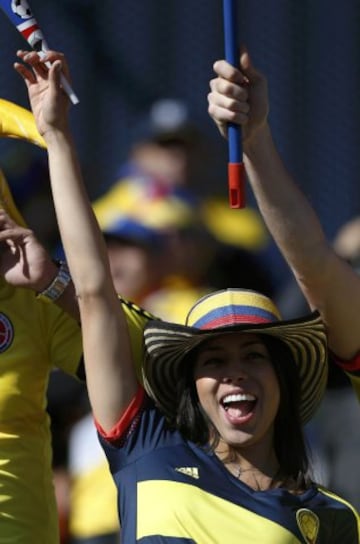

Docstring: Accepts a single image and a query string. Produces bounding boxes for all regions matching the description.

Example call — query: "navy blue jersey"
[98,387,359,543]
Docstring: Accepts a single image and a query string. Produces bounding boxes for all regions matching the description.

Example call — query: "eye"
[244,350,268,361]
[201,356,223,367]
[196,355,224,369]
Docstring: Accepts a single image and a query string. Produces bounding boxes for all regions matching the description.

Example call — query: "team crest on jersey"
[296,508,319,543]
[0,313,14,352]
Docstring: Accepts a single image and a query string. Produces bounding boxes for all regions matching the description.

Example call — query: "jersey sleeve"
[97,391,177,475]
[118,296,158,383]
[333,352,360,402]
[40,294,156,379]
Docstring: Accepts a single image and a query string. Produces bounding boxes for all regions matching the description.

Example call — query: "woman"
[14,49,359,542]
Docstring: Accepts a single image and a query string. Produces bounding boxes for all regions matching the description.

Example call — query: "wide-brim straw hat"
[143,288,328,424]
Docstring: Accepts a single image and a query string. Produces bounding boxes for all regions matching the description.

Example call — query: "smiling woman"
[142,290,323,491]
[15,46,360,543]
[193,332,308,485]
[193,332,281,488]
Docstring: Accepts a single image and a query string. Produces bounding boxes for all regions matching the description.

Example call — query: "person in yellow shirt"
[0,170,82,543]
[0,169,153,543]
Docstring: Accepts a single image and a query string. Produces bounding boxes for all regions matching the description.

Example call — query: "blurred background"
[0,1,359,252]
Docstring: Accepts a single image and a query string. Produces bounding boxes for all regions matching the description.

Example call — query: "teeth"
[222,393,256,404]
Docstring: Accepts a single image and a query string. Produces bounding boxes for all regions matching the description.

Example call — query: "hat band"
[191,304,280,330]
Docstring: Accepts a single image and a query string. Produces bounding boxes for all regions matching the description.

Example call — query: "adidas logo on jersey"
[175,467,200,479]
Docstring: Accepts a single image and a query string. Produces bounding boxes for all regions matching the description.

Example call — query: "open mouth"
[221,393,257,419]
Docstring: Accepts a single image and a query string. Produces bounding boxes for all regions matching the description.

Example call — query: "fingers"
[14,50,45,86]
[48,60,63,93]
[208,73,250,128]
[239,49,263,83]
[209,74,248,102]
[13,60,36,86]
[0,208,16,229]
[207,100,248,131]
[44,50,71,81]
[16,49,65,65]
[0,209,30,238]
[14,49,70,84]
[16,50,48,79]
[0,228,32,250]
[212,59,248,85]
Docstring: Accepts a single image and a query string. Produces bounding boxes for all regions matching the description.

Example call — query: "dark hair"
[173,334,312,490]
[261,336,312,490]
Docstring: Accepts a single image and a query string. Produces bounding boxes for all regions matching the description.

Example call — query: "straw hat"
[143,288,328,424]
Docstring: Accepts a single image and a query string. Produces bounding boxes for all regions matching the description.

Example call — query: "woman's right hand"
[14,50,71,138]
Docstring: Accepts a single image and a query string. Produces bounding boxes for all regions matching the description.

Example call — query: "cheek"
[265,369,281,412]
[195,376,216,407]
[194,376,206,401]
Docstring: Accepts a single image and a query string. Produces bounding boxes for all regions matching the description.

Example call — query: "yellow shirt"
[0,279,82,544]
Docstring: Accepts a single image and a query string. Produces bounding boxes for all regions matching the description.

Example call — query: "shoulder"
[316,485,358,512]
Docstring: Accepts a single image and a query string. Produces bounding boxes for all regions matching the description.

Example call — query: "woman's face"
[194,333,280,451]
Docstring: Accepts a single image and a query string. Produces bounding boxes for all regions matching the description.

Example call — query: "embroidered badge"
[175,467,200,479]
[0,313,14,353]
[296,508,319,544]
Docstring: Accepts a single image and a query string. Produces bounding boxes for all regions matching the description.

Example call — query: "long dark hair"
[173,334,313,490]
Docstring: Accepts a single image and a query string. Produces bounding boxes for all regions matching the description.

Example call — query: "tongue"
[227,401,254,418]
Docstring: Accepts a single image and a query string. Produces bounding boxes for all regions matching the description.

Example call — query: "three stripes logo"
[175,467,200,480]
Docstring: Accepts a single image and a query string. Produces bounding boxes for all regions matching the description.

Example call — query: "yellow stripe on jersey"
[119,295,156,382]
[137,480,301,543]
[318,486,360,536]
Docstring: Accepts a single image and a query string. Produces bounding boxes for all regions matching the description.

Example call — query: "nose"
[222,361,248,383]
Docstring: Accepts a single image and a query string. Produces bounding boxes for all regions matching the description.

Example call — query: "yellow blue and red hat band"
[186,289,281,329]
[190,305,280,329]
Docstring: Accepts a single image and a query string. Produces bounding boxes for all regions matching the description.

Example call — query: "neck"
[215,440,280,491]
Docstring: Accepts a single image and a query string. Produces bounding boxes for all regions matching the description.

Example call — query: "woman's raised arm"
[15,50,138,431]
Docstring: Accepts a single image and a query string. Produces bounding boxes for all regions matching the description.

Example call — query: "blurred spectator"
[333,215,360,272]
[102,217,171,303]
[68,408,121,544]
[200,196,274,297]
[96,98,208,208]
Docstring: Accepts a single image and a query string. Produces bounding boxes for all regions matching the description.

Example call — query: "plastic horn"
[222,0,245,208]
[0,0,79,105]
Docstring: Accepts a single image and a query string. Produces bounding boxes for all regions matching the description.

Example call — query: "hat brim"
[143,311,328,424]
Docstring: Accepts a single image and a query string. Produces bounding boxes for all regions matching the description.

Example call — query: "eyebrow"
[201,338,264,353]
